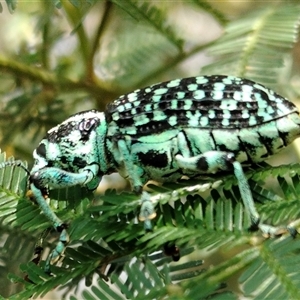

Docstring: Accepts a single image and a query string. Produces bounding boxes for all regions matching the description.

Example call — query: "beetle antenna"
[0,160,30,176]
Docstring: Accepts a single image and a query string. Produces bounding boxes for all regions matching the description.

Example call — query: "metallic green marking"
[208,109,216,119]
[171,99,178,109]
[222,118,230,126]
[152,95,161,102]
[213,129,240,151]
[200,116,209,126]
[117,105,125,112]
[268,94,276,101]
[153,111,166,121]
[248,115,257,126]
[133,100,141,107]
[233,91,242,101]
[112,112,120,120]
[188,84,198,91]
[124,102,132,110]
[193,90,205,99]
[257,99,268,108]
[154,88,168,95]
[169,115,177,126]
[257,108,266,117]
[134,114,150,125]
[145,103,152,111]
[186,111,202,127]
[184,100,193,110]
[242,84,253,93]
[222,77,234,84]
[138,130,178,143]
[153,102,159,110]
[128,92,138,102]
[167,79,181,87]
[177,92,186,99]
[277,102,294,114]
[213,82,226,90]
[222,109,231,119]
[242,109,249,119]
[124,126,137,135]
[267,106,275,114]
[212,91,224,100]
[196,77,209,84]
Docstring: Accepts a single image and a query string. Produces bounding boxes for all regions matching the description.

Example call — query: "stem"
[41,2,53,70]
[181,247,259,298]
[0,54,110,97]
[136,39,219,88]
[87,0,113,81]
[60,0,90,66]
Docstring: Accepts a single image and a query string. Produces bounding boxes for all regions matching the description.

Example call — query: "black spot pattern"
[47,122,76,143]
[196,157,209,171]
[137,151,168,168]
[106,75,298,137]
[47,115,99,143]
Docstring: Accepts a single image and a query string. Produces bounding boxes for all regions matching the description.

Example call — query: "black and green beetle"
[20,75,300,271]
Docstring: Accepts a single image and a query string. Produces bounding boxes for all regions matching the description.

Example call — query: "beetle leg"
[116,139,144,193]
[175,151,286,237]
[31,164,100,190]
[30,183,68,273]
[139,191,156,231]
[30,164,99,273]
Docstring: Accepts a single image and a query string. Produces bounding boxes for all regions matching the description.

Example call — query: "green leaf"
[202,4,300,87]
[111,0,183,50]
[5,0,17,13]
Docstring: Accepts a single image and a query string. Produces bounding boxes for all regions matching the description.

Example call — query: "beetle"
[20,75,300,272]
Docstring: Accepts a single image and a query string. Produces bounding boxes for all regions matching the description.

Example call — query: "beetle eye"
[78,118,98,140]
[79,118,97,131]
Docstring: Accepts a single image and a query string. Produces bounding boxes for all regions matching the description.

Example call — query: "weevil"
[11,75,300,272]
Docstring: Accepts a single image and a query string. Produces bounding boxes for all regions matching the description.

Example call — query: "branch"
[60,0,90,66]
[0,54,112,96]
[87,0,113,81]
[135,39,218,88]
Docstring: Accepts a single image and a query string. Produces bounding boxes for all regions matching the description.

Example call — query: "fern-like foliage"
[0,0,17,13]
[203,4,300,87]
[111,0,183,50]
[1,150,300,299]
